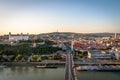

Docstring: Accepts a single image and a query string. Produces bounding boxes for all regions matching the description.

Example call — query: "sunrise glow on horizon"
[0,0,120,35]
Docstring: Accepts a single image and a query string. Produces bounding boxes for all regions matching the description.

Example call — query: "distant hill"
[40,32,118,37]
[30,32,120,39]
[85,33,114,37]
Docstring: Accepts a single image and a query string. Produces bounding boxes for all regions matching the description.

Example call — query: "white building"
[9,32,29,41]
[113,48,120,60]
[88,50,112,59]
[114,52,120,60]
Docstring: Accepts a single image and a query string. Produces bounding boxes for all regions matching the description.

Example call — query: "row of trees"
[0,43,61,55]
[0,42,62,62]
[0,53,62,62]
[75,50,88,58]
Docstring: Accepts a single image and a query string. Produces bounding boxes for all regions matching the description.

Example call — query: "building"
[0,35,9,40]
[114,52,120,60]
[9,32,29,41]
[112,47,120,60]
[115,33,117,39]
[88,50,112,59]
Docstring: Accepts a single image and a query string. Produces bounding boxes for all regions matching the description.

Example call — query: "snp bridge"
[65,42,77,80]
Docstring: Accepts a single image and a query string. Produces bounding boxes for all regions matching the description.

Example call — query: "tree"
[2,55,8,61]
[23,56,29,61]
[30,55,42,62]
[15,54,22,61]
[9,55,16,61]
[0,54,2,61]
[48,55,54,60]
[76,51,83,58]
[52,54,62,60]
[83,51,88,56]
[83,51,88,58]
[37,57,42,62]
[78,53,83,58]
[41,56,49,60]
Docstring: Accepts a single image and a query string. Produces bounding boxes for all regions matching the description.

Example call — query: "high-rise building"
[115,33,117,39]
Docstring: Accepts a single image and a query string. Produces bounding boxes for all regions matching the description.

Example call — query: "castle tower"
[9,32,11,36]
[9,32,11,41]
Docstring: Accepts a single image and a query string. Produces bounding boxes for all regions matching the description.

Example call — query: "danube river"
[0,66,120,80]
[0,66,64,80]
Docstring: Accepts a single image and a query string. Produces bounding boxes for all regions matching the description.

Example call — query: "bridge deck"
[65,53,76,80]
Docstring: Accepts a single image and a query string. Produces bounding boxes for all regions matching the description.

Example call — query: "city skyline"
[0,0,120,35]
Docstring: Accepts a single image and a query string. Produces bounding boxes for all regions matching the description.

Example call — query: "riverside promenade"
[0,60,65,66]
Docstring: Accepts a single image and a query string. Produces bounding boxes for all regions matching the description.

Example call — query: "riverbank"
[0,60,65,66]
[1,61,120,66]
[76,65,120,71]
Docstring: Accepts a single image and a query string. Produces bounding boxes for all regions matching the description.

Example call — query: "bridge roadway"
[65,52,76,80]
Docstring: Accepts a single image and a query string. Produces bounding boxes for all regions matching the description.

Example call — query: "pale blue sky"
[0,0,120,35]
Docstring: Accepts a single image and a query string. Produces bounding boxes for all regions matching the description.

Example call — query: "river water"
[0,66,65,80]
[0,66,120,80]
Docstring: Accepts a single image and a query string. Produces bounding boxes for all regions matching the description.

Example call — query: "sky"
[0,0,120,35]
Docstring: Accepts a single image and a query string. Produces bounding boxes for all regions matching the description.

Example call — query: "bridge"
[64,41,77,80]
[65,53,77,80]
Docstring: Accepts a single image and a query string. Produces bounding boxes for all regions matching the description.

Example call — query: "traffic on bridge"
[64,42,77,80]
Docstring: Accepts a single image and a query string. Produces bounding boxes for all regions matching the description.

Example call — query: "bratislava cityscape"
[0,0,120,80]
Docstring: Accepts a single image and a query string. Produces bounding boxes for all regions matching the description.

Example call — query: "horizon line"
[0,31,119,36]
